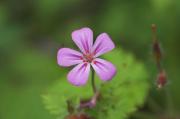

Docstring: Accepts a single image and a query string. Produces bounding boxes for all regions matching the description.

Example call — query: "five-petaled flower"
[57,27,116,86]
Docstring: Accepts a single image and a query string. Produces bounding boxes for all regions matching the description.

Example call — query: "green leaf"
[42,48,149,119]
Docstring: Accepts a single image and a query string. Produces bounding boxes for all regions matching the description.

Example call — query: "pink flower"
[57,27,116,86]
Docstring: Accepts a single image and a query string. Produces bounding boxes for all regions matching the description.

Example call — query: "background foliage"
[0,0,179,119]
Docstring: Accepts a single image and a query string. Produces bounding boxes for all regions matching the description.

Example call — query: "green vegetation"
[0,0,179,119]
[43,49,149,119]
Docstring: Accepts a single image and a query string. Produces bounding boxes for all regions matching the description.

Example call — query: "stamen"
[93,61,97,64]
[82,53,94,63]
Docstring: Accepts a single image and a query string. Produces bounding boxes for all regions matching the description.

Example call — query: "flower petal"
[92,33,115,57]
[71,27,93,54]
[57,48,83,67]
[91,58,116,81]
[67,63,90,86]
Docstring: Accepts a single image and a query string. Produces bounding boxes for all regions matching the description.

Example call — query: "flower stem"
[91,69,96,93]
[79,69,99,109]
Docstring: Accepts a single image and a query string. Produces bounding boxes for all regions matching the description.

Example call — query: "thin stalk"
[91,69,96,93]
[165,87,174,118]
[79,70,99,109]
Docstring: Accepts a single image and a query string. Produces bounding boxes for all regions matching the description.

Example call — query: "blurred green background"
[0,0,179,119]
